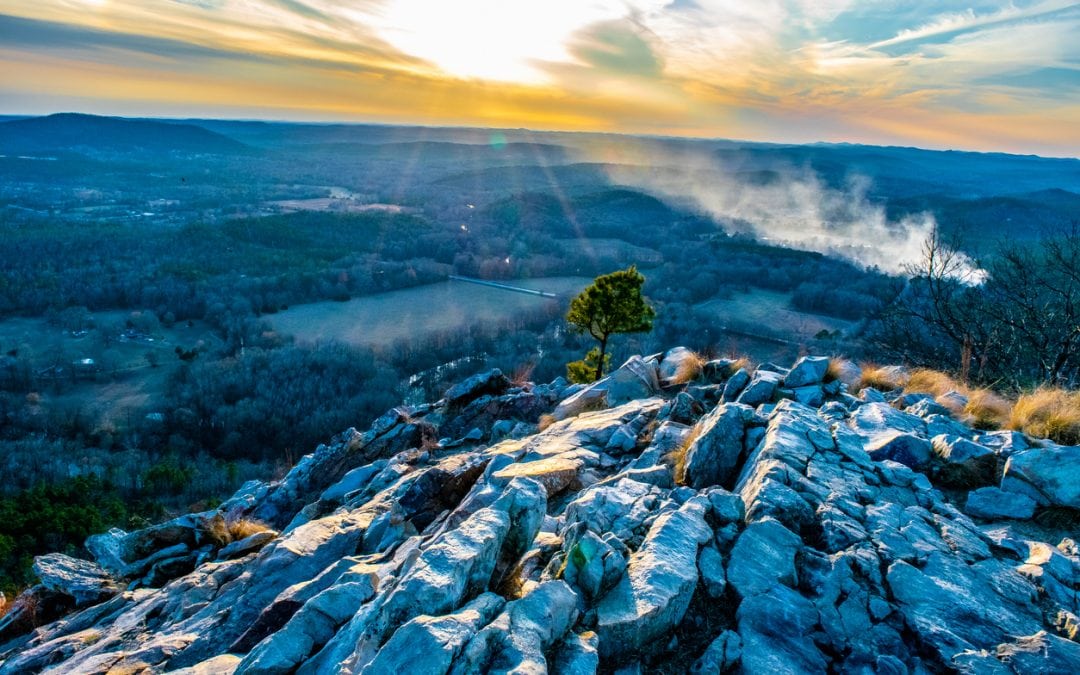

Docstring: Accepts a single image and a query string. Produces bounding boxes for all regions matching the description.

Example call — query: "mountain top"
[1,348,1078,673]
[0,113,249,155]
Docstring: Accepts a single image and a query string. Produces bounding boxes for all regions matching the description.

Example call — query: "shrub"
[1009,388,1080,445]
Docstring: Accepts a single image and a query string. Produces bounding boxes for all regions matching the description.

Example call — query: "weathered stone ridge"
[1,348,1078,673]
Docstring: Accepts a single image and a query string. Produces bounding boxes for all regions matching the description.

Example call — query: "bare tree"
[874,225,1080,388]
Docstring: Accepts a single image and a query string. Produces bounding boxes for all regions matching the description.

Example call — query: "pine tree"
[566,266,655,381]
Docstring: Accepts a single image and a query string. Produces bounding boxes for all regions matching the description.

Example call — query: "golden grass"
[964,389,1012,430]
[204,514,273,546]
[1009,388,1080,445]
[667,423,702,486]
[898,368,1012,429]
[906,369,963,398]
[857,364,908,392]
[669,351,707,385]
[824,358,846,384]
[228,518,271,541]
[537,414,556,432]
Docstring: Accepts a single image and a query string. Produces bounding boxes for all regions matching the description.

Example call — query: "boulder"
[702,359,739,384]
[558,525,626,602]
[362,593,505,675]
[658,346,700,384]
[691,630,741,674]
[32,554,119,607]
[721,368,751,402]
[443,368,510,408]
[931,434,997,486]
[727,517,800,598]
[784,356,829,388]
[596,498,712,660]
[865,432,932,470]
[736,370,781,407]
[450,581,579,673]
[553,356,660,420]
[964,487,1036,520]
[1001,445,1080,508]
[680,404,747,489]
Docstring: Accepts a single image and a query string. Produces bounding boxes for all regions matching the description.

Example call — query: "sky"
[0,0,1077,156]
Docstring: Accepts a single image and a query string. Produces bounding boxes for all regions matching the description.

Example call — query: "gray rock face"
[784,355,830,388]
[965,486,1037,520]
[736,370,781,406]
[865,432,933,469]
[596,498,711,660]
[7,352,1078,675]
[680,404,747,489]
[1002,445,1080,508]
[32,554,119,607]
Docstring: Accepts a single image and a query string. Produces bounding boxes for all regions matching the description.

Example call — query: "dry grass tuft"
[666,423,702,486]
[906,369,963,398]
[858,364,908,392]
[824,358,846,384]
[964,389,1012,430]
[537,414,556,432]
[228,518,271,541]
[1009,388,1080,445]
[670,351,707,385]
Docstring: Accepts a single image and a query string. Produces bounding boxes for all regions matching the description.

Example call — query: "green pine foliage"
[566,266,655,381]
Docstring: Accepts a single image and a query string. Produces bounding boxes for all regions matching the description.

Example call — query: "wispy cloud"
[0,0,1076,155]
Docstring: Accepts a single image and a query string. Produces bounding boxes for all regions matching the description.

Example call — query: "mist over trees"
[874,227,1080,388]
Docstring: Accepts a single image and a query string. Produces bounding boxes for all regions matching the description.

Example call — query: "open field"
[697,289,853,341]
[268,276,592,347]
[0,311,221,429]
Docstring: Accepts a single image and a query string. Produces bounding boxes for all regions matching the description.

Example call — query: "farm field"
[267,276,593,347]
[696,289,854,341]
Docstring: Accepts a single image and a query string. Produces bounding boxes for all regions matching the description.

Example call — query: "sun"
[370,0,622,83]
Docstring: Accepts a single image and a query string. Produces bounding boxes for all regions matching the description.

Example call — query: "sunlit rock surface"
[2,350,1078,674]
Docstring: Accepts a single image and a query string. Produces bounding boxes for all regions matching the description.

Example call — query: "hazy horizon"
[4,110,1079,160]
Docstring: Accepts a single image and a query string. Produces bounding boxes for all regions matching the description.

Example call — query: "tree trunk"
[595,336,608,381]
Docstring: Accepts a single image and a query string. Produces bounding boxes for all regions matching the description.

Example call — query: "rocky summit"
[2,350,1079,674]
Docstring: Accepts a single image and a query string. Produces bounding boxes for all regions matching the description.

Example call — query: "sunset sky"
[1,0,1077,156]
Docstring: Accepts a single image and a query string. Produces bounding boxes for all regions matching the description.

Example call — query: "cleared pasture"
[267,276,592,347]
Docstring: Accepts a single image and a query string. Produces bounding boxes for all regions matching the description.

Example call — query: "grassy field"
[0,312,221,429]
[697,289,853,341]
[268,276,592,347]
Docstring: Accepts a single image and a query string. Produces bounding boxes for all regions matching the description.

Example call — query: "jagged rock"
[32,553,119,607]
[931,434,997,486]
[1001,445,1080,508]
[887,552,1043,662]
[736,370,781,406]
[865,432,932,469]
[680,403,748,489]
[217,530,278,560]
[690,630,741,673]
[697,544,726,598]
[362,593,504,674]
[551,630,600,674]
[553,356,660,420]
[965,486,1037,520]
[558,524,626,602]
[701,359,738,384]
[13,351,1080,675]
[784,355,830,388]
[596,498,712,660]
[443,368,510,407]
[721,368,750,402]
[727,517,800,597]
[450,581,579,673]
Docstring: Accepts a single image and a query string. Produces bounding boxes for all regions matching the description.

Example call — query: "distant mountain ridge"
[0,113,248,155]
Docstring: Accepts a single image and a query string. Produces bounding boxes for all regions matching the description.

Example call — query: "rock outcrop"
[2,350,1078,673]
